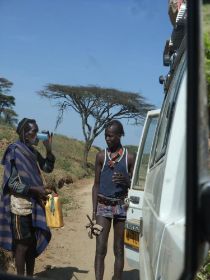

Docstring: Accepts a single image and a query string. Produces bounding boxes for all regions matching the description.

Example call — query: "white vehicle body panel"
[140,66,186,280]
[125,49,187,279]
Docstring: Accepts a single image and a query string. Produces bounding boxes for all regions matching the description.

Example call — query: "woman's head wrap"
[16,118,37,143]
[16,118,36,136]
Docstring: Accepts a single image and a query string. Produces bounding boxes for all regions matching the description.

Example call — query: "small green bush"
[196,251,210,280]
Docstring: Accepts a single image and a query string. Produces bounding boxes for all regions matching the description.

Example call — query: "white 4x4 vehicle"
[125,2,210,280]
[125,47,186,278]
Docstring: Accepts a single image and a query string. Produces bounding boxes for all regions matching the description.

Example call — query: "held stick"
[86,214,94,226]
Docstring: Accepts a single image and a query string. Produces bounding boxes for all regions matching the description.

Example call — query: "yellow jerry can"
[45,193,64,228]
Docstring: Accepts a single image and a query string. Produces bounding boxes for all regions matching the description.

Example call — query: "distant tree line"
[0,77,18,126]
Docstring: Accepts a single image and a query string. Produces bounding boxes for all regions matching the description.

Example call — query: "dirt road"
[33,178,139,280]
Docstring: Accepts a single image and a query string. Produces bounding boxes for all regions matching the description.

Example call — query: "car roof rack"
[160,2,187,93]
[163,2,187,67]
[176,2,187,26]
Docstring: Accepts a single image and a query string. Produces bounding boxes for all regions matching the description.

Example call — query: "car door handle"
[129,196,140,204]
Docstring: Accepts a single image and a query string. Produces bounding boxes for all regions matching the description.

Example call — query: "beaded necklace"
[107,147,124,168]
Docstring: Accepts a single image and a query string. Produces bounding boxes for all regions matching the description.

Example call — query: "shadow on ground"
[34,266,88,280]
[122,269,139,280]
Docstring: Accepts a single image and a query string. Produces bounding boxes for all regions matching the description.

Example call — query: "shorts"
[97,200,127,220]
[11,213,35,240]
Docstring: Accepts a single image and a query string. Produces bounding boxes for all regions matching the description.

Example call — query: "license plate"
[124,229,139,249]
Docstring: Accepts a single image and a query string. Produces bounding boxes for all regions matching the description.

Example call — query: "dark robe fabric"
[0,140,51,257]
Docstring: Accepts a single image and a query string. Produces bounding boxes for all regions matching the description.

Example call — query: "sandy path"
[33,178,139,280]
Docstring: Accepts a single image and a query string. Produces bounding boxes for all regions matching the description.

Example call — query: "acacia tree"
[3,108,18,126]
[38,84,154,167]
[0,77,18,125]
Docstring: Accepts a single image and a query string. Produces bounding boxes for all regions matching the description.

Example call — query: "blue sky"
[0,0,172,148]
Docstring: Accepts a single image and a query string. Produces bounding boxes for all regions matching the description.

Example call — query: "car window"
[149,53,186,166]
[132,115,159,191]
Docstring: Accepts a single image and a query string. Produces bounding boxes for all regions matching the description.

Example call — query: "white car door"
[124,109,160,269]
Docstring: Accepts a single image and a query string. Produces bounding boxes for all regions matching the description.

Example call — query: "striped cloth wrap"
[0,140,51,257]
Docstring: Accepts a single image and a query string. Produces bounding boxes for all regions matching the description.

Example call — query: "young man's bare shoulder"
[127,151,136,159]
[96,150,105,165]
[96,150,105,162]
[127,151,136,163]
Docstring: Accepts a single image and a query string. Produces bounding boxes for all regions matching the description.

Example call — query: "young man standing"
[91,120,135,280]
